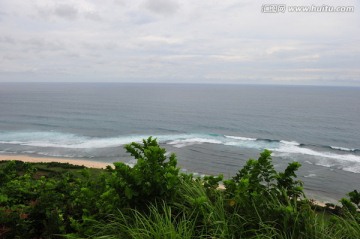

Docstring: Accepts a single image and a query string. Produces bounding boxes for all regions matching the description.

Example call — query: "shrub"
[224,149,303,203]
[107,137,181,209]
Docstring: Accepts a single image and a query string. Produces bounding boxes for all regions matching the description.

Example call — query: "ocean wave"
[272,143,360,163]
[167,137,223,148]
[0,131,226,149]
[1,131,359,173]
[330,146,358,152]
[0,131,147,149]
[310,161,360,174]
[224,135,256,141]
[342,165,360,174]
[279,140,300,146]
[0,131,357,157]
[35,152,84,158]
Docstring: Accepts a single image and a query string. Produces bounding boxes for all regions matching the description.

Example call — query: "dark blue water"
[0,83,359,201]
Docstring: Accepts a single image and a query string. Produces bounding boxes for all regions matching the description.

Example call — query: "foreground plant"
[1,137,359,238]
[224,149,304,202]
[106,137,181,209]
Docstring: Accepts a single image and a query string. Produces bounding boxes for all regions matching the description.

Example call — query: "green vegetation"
[0,137,359,238]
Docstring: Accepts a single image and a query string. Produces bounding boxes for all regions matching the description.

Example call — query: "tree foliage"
[0,137,359,238]
[107,137,181,209]
[224,149,303,201]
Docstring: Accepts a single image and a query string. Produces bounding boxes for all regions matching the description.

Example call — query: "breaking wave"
[330,146,358,152]
[0,131,359,172]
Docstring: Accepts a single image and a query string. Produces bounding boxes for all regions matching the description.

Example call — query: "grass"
[1,146,359,239]
[77,203,197,239]
[80,178,360,239]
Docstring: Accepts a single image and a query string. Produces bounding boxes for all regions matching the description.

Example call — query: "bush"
[224,149,303,203]
[107,137,181,209]
[1,138,359,238]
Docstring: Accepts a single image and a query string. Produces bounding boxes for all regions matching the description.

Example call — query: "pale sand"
[0,154,112,169]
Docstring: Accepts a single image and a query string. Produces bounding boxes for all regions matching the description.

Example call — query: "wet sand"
[0,154,112,169]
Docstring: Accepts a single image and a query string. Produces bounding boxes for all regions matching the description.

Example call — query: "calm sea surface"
[0,83,359,202]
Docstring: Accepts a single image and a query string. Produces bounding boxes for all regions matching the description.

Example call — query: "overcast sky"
[0,0,359,85]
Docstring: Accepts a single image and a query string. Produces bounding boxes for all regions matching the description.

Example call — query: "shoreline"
[0,154,112,169]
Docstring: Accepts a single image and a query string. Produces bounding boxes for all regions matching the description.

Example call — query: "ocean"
[0,83,359,202]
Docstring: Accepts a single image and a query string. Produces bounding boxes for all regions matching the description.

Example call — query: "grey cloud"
[113,0,126,6]
[144,0,179,16]
[54,4,78,20]
[37,4,102,22]
[20,38,66,53]
[80,42,110,52]
[0,0,358,85]
[0,10,6,21]
[0,36,16,44]
[126,11,156,25]
[84,11,102,21]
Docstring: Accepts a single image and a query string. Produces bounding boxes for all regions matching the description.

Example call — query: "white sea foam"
[224,135,257,141]
[314,162,336,168]
[304,173,317,178]
[273,144,360,163]
[22,151,36,154]
[1,131,360,173]
[167,137,223,148]
[35,152,81,158]
[0,131,222,149]
[0,137,142,149]
[0,131,147,149]
[280,140,300,146]
[330,146,356,152]
[342,165,360,173]
[224,141,266,149]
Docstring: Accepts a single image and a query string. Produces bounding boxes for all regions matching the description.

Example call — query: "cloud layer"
[0,0,359,85]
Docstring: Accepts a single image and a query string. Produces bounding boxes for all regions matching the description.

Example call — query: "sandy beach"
[0,154,112,169]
